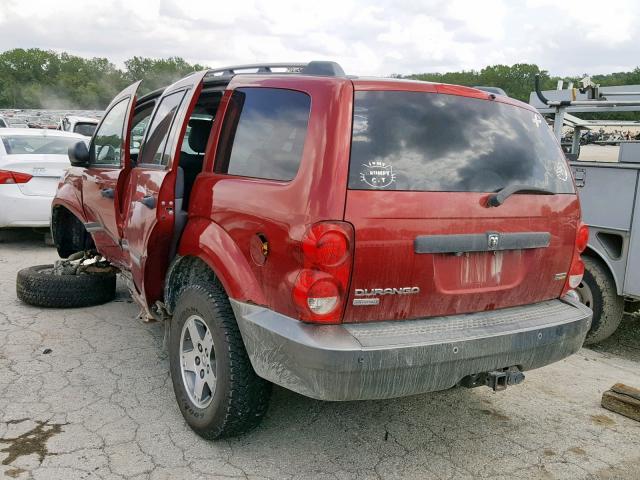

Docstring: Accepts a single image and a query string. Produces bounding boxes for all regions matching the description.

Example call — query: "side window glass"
[215,88,310,181]
[138,91,185,166]
[91,98,130,167]
[128,102,155,163]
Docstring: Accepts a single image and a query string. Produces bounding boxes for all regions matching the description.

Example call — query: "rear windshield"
[348,91,574,193]
[1,135,79,155]
[73,122,97,137]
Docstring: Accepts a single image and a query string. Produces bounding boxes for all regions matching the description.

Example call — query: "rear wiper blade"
[487,184,554,207]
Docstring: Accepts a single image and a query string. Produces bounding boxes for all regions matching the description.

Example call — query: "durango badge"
[355,287,420,296]
[360,161,396,188]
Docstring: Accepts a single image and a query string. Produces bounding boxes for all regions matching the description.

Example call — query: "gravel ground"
[1,231,640,480]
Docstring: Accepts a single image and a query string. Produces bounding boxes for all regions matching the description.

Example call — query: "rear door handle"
[100,188,115,199]
[139,194,156,209]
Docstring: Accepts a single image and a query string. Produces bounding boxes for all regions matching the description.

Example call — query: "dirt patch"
[479,408,510,421]
[4,467,26,478]
[0,419,66,468]
[569,446,586,455]
[590,414,616,427]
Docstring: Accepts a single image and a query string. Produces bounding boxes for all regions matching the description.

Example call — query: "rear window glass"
[349,91,574,193]
[73,122,97,137]
[215,87,311,181]
[1,135,80,155]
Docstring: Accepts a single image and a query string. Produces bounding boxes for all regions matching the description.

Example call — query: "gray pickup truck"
[531,78,640,344]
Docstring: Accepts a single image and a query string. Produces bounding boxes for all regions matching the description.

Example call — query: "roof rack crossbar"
[204,61,346,78]
[205,63,308,77]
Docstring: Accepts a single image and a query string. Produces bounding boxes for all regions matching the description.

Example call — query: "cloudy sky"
[0,0,637,76]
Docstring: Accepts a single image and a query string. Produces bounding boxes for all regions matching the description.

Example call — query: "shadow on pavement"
[590,313,640,362]
[0,228,51,249]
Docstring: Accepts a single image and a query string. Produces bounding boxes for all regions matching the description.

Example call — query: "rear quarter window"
[348,90,574,194]
[1,135,79,155]
[215,87,311,181]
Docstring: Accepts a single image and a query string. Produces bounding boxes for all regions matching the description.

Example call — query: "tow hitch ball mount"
[460,367,525,391]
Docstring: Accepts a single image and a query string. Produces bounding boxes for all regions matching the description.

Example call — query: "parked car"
[17,61,592,439]
[0,129,85,228]
[0,116,8,128]
[59,115,99,137]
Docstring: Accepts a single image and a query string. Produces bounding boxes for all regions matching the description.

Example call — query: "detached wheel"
[169,280,271,439]
[577,256,624,345]
[16,264,116,308]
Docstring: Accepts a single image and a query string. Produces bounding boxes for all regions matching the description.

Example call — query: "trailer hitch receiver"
[459,367,525,391]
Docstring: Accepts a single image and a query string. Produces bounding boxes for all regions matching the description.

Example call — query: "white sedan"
[0,129,85,228]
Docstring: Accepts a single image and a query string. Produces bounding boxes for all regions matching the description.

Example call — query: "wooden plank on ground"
[601,383,640,422]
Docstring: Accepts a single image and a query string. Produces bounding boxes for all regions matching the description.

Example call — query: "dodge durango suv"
[37,61,591,439]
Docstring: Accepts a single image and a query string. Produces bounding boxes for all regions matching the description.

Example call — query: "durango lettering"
[354,287,420,296]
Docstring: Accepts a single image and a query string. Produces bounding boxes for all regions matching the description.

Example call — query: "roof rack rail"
[205,61,345,78]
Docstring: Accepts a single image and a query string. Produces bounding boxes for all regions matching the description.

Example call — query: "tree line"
[1,48,639,111]
[405,64,640,105]
[0,48,205,109]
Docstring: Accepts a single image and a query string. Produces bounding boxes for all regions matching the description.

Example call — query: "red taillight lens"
[576,223,589,253]
[562,222,588,296]
[0,170,32,184]
[293,222,354,323]
[302,226,349,267]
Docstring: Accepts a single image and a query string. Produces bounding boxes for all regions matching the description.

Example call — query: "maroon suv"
[18,61,592,439]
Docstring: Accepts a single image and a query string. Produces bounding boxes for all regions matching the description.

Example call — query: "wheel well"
[582,246,621,294]
[51,206,94,258]
[164,256,220,314]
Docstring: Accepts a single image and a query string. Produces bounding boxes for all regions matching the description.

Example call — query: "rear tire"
[16,264,116,308]
[169,280,271,439]
[578,256,624,345]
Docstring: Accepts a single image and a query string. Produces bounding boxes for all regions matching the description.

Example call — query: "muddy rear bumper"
[230,297,592,401]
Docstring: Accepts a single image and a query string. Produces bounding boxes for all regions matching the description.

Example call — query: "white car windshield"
[1,135,79,155]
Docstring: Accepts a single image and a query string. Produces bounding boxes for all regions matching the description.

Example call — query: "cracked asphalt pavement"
[1,231,640,479]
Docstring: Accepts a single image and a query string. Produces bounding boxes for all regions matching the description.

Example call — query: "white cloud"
[0,0,638,76]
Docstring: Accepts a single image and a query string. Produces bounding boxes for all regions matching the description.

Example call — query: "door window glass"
[138,91,186,166]
[91,98,130,167]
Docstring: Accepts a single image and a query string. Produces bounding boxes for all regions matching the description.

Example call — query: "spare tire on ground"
[16,264,116,308]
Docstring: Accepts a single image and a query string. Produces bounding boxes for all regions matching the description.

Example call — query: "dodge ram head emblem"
[487,233,500,250]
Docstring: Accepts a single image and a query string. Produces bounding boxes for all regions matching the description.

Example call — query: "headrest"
[188,120,210,154]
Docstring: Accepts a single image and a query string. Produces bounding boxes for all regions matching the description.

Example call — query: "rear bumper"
[231,297,592,401]
[0,185,52,228]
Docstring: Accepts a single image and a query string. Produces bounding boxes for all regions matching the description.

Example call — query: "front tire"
[578,256,624,345]
[169,280,271,439]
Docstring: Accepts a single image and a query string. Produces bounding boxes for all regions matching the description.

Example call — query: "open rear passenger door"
[121,70,209,314]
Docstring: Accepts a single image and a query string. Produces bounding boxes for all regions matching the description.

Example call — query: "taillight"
[293,222,354,323]
[562,222,588,296]
[0,170,32,184]
[576,223,589,253]
[567,257,585,289]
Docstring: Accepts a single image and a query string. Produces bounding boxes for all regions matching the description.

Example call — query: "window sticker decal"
[533,114,542,127]
[555,162,568,181]
[360,161,396,188]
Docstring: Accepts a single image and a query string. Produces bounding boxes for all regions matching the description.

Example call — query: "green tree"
[124,56,207,95]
